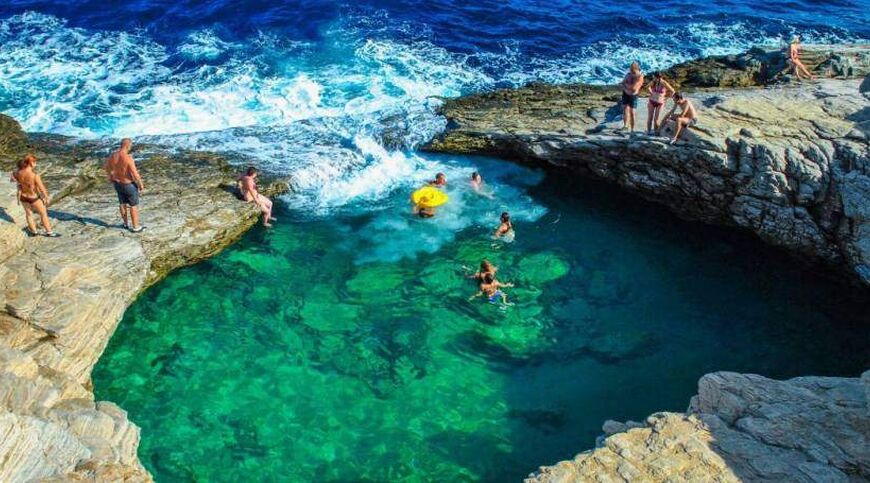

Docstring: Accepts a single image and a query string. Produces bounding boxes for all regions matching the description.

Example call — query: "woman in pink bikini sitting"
[646,72,675,135]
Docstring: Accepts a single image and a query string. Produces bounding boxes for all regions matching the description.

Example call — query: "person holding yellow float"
[411,181,449,218]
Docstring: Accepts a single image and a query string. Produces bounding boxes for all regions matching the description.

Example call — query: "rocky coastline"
[0,118,284,481]
[0,45,867,481]
[425,44,870,287]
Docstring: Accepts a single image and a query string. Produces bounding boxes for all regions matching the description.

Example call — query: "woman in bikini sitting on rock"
[11,154,59,237]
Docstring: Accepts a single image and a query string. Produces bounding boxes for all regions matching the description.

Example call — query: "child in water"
[470,272,514,305]
[493,212,514,242]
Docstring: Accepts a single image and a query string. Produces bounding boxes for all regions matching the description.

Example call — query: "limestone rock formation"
[526,370,870,482]
[425,46,870,286]
[658,44,870,89]
[0,115,284,481]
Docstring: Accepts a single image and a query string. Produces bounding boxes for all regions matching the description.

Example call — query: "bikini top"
[650,81,667,102]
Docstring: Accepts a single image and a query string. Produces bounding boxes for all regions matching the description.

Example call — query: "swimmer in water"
[468,259,497,281]
[470,172,494,199]
[470,272,514,305]
[430,172,447,187]
[494,212,514,240]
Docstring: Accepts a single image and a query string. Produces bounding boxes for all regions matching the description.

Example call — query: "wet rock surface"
[0,116,285,481]
[425,45,870,286]
[526,370,870,482]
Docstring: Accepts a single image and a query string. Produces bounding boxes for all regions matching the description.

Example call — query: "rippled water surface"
[93,157,870,481]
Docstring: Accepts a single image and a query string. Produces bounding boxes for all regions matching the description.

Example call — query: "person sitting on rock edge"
[105,138,145,232]
[620,62,645,132]
[11,154,59,237]
[664,92,698,145]
[239,166,277,227]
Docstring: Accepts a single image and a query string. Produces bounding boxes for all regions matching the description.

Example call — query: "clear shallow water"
[93,157,870,482]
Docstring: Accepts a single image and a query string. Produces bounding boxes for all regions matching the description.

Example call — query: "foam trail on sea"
[0,11,866,222]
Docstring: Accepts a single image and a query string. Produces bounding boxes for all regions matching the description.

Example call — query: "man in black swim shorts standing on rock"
[104,138,145,232]
[620,62,644,132]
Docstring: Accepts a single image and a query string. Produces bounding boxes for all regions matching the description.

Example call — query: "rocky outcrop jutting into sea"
[425,45,870,286]
[526,370,870,482]
[0,118,284,481]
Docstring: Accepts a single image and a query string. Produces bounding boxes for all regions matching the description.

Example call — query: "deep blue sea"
[1,0,869,208]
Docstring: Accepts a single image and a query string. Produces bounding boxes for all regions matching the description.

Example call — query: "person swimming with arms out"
[493,212,515,242]
[469,272,514,305]
[470,172,494,199]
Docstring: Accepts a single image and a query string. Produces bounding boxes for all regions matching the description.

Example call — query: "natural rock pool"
[93,155,869,481]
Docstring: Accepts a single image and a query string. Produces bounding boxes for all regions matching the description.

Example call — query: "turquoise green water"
[93,156,869,482]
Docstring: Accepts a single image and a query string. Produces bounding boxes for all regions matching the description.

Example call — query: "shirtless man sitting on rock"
[664,92,698,145]
[239,166,276,227]
[104,138,145,232]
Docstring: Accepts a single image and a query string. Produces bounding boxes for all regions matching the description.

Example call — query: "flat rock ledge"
[0,117,284,481]
[425,45,870,286]
[526,370,870,482]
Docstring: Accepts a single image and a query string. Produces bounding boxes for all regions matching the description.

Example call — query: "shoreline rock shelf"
[526,370,870,482]
[0,119,283,481]
[424,45,870,287]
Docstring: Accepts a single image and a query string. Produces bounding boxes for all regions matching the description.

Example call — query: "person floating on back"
[664,92,698,145]
[620,62,645,132]
[11,154,59,237]
[238,166,276,227]
[493,211,514,242]
[646,72,675,135]
[104,138,145,232]
[787,35,815,81]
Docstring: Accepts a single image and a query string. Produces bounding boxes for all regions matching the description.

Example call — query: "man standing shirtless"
[104,138,145,232]
[664,92,698,145]
[620,62,645,132]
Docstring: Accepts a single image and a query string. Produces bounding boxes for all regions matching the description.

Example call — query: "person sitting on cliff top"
[104,138,145,232]
[239,166,276,227]
[11,154,60,237]
[664,92,698,145]
[645,72,675,135]
[620,62,645,132]
[787,36,816,81]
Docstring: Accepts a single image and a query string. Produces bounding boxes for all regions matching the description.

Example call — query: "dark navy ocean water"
[3,1,869,481]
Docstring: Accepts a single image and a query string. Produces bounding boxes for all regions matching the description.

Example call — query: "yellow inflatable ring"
[411,186,449,208]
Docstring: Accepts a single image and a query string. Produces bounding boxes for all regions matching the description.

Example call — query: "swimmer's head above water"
[431,173,447,186]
